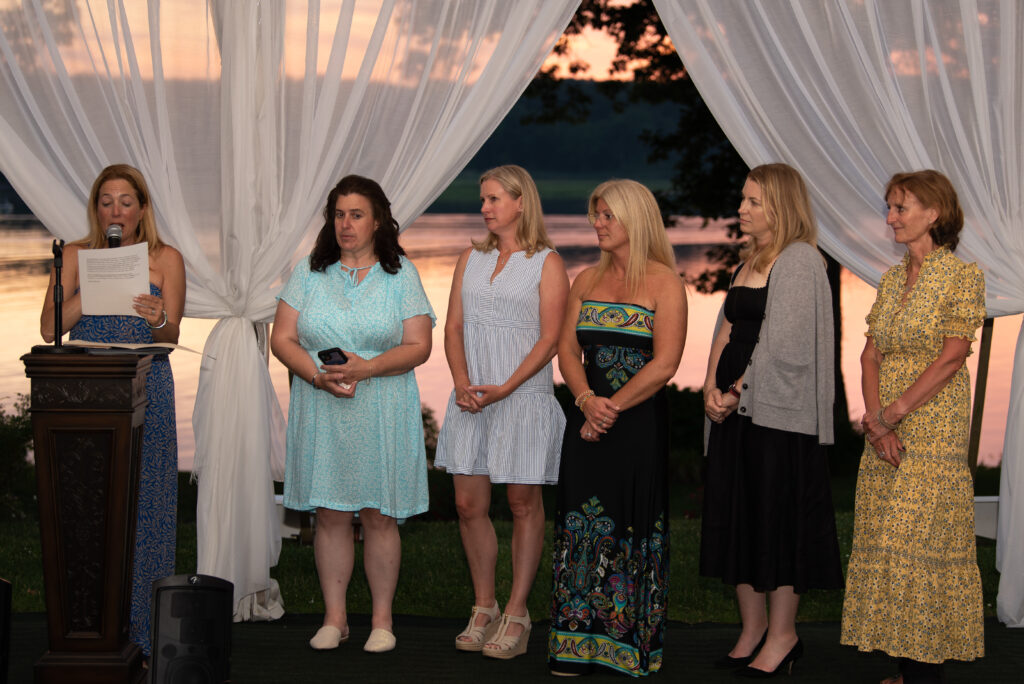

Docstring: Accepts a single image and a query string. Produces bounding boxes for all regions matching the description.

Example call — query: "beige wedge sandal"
[481,610,531,660]
[454,601,500,652]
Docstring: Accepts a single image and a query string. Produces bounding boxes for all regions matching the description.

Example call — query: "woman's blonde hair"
[472,165,554,256]
[79,164,164,253]
[740,163,817,273]
[588,178,675,296]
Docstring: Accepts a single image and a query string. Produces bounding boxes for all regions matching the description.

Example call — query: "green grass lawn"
[3,474,1001,624]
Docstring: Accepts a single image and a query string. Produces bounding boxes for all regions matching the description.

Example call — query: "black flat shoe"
[714,631,768,669]
[736,639,803,678]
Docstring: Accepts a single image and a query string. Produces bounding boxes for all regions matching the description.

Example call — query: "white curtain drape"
[0,0,579,619]
[653,0,1024,625]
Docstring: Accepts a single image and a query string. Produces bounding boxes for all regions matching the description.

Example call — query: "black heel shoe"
[736,639,803,678]
[714,631,768,669]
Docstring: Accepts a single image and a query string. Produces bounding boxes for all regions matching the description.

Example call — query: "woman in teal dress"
[271,175,435,655]
[40,163,186,656]
[549,179,687,677]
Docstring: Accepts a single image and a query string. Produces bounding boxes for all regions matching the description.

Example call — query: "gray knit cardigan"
[709,240,835,446]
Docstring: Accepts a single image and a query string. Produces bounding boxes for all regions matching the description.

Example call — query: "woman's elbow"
[269,333,289,363]
[649,358,678,387]
[537,336,559,363]
[412,340,432,367]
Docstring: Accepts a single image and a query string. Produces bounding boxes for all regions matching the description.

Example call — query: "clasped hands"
[454,383,510,414]
[580,396,619,442]
[861,407,904,468]
[318,351,372,398]
[703,387,738,424]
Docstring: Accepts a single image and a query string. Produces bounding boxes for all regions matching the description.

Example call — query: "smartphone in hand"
[317,347,348,365]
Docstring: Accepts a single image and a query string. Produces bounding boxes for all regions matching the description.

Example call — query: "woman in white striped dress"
[435,165,569,660]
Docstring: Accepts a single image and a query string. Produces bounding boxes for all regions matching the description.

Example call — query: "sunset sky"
[37,2,623,82]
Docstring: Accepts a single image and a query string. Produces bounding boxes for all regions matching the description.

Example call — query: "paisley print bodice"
[577,301,655,393]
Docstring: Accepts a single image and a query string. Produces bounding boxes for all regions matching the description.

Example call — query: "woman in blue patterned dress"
[40,163,185,656]
[548,179,687,677]
[271,175,435,655]
[434,165,568,660]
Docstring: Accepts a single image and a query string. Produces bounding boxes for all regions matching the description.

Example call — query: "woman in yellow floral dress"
[841,170,986,684]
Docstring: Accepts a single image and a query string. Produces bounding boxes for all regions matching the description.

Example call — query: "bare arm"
[859,336,903,466]
[558,269,607,436]
[136,246,185,344]
[330,314,433,384]
[40,244,83,342]
[269,299,354,396]
[702,309,734,423]
[469,251,570,407]
[443,247,481,412]
[884,337,972,423]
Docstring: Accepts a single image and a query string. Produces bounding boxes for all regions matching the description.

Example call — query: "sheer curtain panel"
[653,0,1024,626]
[0,0,580,620]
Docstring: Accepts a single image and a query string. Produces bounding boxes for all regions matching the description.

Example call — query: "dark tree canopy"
[525,0,751,292]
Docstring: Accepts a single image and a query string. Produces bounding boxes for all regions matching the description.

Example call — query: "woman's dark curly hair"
[310,175,405,273]
[885,170,964,252]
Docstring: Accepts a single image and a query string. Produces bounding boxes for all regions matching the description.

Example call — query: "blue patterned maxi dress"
[549,301,669,677]
[70,283,177,656]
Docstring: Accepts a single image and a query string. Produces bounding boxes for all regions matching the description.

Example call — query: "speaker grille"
[150,574,232,684]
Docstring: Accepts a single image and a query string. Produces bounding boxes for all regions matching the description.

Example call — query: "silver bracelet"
[148,309,168,329]
[877,408,899,431]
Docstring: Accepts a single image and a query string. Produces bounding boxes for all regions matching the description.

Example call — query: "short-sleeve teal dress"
[278,256,436,518]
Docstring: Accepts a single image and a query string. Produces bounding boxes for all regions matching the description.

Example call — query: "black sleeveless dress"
[549,301,668,677]
[699,276,843,593]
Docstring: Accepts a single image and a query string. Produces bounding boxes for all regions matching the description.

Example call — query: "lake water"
[1,217,1016,469]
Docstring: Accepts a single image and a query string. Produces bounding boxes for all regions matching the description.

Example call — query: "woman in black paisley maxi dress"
[549,179,687,677]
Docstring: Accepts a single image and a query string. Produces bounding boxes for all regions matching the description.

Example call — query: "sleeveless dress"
[549,301,668,677]
[278,256,436,518]
[70,283,177,656]
[434,248,564,484]
[841,248,985,663]
[699,274,843,593]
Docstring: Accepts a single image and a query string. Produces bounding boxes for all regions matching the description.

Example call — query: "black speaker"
[150,574,233,684]
[0,578,10,684]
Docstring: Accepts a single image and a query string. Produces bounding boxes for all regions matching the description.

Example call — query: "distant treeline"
[0,173,31,214]
[429,80,676,214]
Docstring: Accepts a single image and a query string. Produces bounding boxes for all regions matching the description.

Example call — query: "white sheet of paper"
[78,242,150,316]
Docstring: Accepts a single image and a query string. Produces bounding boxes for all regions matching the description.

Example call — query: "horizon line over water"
[1,215,1017,471]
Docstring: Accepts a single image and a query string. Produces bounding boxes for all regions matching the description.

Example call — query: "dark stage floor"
[8,613,1023,683]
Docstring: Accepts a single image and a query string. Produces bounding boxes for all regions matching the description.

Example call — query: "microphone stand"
[32,239,86,354]
[53,239,64,349]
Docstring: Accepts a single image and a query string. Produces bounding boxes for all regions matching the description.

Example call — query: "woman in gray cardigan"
[699,163,843,678]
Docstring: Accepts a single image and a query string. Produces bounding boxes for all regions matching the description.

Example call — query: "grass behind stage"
[2,470,1002,624]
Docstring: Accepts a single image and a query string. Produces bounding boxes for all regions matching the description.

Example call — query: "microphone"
[106,224,122,248]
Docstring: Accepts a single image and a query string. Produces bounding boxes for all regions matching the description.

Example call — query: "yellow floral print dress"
[841,247,986,663]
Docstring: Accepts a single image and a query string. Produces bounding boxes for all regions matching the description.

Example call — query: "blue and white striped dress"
[434,248,565,484]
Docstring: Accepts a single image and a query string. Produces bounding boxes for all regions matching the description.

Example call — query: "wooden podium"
[22,350,152,684]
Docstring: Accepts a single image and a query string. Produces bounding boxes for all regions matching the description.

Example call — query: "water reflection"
[2,219,1016,470]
